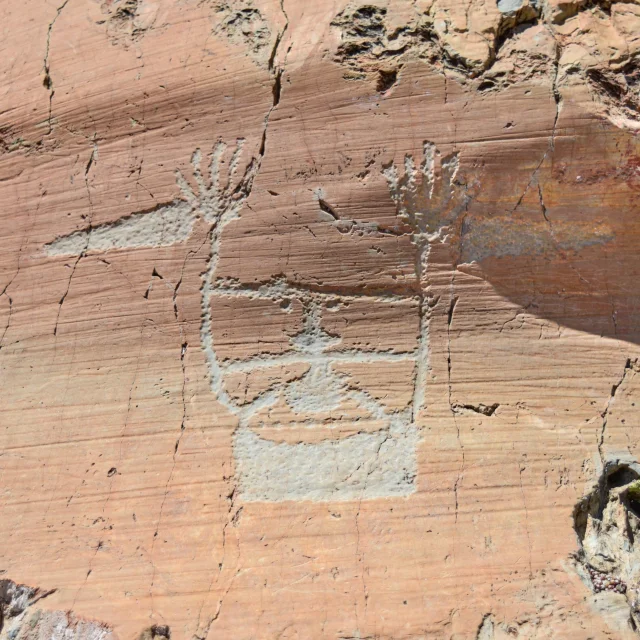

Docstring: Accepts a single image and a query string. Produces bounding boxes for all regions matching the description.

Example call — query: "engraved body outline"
[44,139,468,502]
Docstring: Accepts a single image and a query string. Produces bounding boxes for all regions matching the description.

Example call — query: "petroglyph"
[44,139,440,501]
[459,217,614,263]
[208,288,421,499]
[98,0,158,47]
[212,140,476,499]
[44,138,615,502]
[45,139,254,256]
[45,201,195,255]
[382,141,470,247]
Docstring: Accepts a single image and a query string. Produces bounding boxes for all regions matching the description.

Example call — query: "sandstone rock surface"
[1,0,640,638]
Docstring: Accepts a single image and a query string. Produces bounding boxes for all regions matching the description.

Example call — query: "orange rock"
[2,0,640,638]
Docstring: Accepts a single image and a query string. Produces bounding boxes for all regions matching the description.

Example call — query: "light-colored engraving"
[46,201,195,255]
[220,291,419,501]
[382,142,470,251]
[383,143,471,411]
[44,140,467,502]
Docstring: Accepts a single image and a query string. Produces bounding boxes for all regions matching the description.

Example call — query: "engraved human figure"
[44,140,427,502]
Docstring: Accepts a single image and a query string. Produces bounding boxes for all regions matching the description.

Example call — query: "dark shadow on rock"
[456,117,640,346]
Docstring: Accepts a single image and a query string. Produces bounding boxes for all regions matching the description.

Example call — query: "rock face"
[0,579,113,640]
[1,0,640,637]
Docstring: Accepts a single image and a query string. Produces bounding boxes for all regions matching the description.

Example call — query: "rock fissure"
[599,358,637,462]
[53,144,98,337]
[43,0,71,135]
[518,463,534,579]
[331,0,638,132]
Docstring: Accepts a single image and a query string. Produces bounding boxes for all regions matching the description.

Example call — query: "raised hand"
[382,141,471,244]
[176,138,256,226]
[45,138,254,257]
